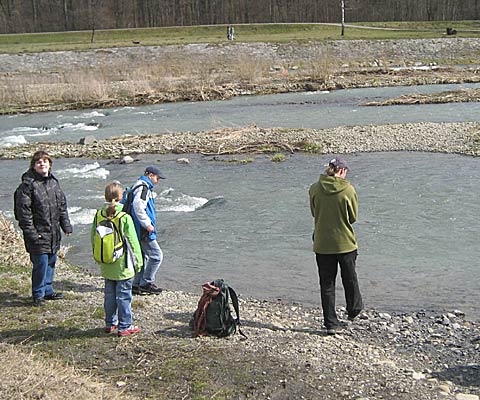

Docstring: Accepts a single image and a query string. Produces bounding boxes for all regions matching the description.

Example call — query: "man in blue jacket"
[129,165,166,295]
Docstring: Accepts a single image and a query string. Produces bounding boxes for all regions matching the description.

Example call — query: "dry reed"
[0,342,134,399]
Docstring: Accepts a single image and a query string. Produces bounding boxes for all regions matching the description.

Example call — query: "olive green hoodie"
[309,174,358,254]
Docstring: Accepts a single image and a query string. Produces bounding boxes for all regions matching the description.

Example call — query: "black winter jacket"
[14,169,72,255]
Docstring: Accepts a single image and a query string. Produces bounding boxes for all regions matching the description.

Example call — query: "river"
[1,82,480,146]
[0,84,479,320]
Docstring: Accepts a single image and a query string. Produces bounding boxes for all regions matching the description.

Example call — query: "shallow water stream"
[0,151,478,320]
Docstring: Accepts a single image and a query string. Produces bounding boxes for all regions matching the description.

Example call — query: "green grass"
[2,21,480,53]
[357,20,480,31]
[271,153,286,162]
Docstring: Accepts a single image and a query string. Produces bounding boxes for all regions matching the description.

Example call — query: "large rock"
[78,136,97,145]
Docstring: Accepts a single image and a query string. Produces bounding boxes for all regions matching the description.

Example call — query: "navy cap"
[145,165,166,179]
[328,156,349,170]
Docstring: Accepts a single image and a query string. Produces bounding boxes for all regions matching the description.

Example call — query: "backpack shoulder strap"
[123,183,148,212]
[95,209,106,221]
[227,286,241,323]
[113,210,127,220]
[227,286,247,339]
[131,183,148,197]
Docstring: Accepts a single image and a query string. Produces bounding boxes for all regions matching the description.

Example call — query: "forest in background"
[0,0,479,34]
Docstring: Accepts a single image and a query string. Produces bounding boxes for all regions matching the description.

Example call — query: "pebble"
[412,372,426,380]
[455,394,479,400]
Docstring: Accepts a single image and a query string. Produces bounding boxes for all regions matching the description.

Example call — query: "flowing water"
[1,83,480,146]
[0,83,479,320]
[0,152,478,320]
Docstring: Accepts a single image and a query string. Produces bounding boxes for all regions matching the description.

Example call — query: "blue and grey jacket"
[130,175,157,241]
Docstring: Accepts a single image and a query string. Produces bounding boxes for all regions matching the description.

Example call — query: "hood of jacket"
[21,168,56,184]
[318,174,350,195]
[138,175,154,189]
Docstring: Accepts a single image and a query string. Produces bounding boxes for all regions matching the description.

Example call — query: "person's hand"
[146,225,154,233]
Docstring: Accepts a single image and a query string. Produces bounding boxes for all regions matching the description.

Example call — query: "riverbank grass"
[0,258,242,399]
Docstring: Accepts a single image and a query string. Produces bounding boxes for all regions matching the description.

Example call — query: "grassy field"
[1,21,480,53]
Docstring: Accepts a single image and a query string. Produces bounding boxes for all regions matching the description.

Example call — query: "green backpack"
[191,279,246,338]
[93,210,126,264]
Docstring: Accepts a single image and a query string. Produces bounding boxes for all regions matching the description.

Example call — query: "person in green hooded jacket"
[309,156,363,335]
[91,182,143,337]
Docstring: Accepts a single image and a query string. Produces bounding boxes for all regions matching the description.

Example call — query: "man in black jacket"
[14,150,72,306]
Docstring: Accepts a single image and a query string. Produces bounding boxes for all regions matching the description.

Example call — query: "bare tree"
[30,0,38,31]
[89,0,97,43]
[63,0,69,31]
[341,0,345,36]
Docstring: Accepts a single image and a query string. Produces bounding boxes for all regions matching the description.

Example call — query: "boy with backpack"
[91,182,143,337]
[123,165,166,295]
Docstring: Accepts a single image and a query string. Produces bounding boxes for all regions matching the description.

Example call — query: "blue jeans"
[30,253,57,299]
[315,250,363,329]
[133,238,163,287]
[104,278,133,331]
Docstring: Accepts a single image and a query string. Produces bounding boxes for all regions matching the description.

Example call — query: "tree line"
[1,0,479,34]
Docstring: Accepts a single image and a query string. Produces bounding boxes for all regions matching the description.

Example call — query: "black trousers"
[315,250,363,329]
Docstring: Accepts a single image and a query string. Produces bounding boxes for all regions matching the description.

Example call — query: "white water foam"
[56,162,110,180]
[68,207,96,225]
[75,111,106,119]
[1,135,28,147]
[304,90,330,95]
[77,193,105,201]
[1,210,14,220]
[157,188,207,212]
[0,126,52,146]
[113,107,135,112]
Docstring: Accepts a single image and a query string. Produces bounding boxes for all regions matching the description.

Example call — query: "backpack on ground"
[93,210,127,264]
[121,183,148,215]
[190,279,246,338]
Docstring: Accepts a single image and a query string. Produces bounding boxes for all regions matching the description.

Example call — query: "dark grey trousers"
[315,250,363,329]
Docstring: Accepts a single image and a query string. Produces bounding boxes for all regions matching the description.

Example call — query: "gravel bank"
[58,267,480,399]
[2,38,480,73]
[1,122,479,160]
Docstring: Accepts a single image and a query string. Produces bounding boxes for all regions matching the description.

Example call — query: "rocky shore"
[1,121,479,161]
[3,38,480,74]
[0,214,479,399]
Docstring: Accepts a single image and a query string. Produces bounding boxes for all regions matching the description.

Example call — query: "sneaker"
[104,325,118,334]
[118,325,140,337]
[132,286,142,295]
[139,283,163,295]
[32,298,45,307]
[44,292,64,300]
